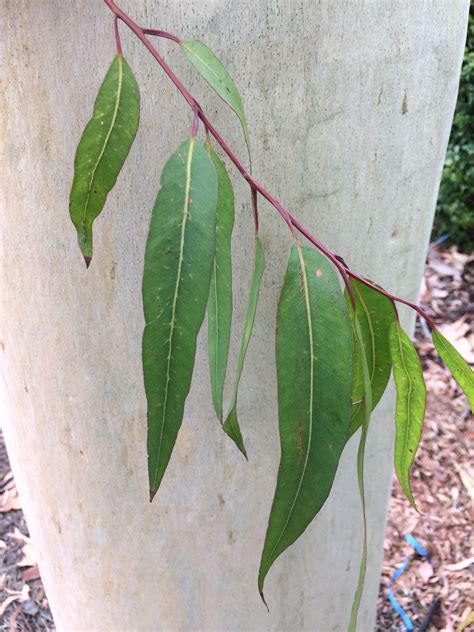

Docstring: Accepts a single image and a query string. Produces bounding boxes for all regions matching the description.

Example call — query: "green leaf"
[143,138,218,498]
[389,321,426,510]
[180,40,251,164]
[345,279,395,438]
[258,244,352,599]
[69,54,140,264]
[348,316,372,632]
[432,330,474,412]
[222,237,264,458]
[207,149,235,422]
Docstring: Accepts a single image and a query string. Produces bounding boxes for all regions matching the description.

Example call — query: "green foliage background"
[432,12,473,252]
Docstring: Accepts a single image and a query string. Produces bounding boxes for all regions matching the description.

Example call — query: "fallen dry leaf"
[0,585,29,618]
[7,604,21,632]
[17,542,37,568]
[456,611,474,632]
[6,527,31,546]
[454,463,474,501]
[0,487,21,512]
[22,564,41,582]
[444,557,474,572]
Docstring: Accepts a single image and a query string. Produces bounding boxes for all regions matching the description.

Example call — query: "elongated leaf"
[348,316,372,632]
[432,330,474,412]
[223,237,264,457]
[258,244,352,599]
[389,321,426,509]
[207,150,235,421]
[143,138,218,498]
[69,54,140,264]
[345,279,395,438]
[180,40,251,163]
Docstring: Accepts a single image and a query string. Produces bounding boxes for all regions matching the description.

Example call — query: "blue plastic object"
[386,534,430,630]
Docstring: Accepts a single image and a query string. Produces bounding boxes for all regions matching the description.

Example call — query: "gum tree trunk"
[1,1,468,630]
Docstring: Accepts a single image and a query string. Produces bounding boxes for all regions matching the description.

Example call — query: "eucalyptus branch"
[103,0,434,327]
[67,3,473,624]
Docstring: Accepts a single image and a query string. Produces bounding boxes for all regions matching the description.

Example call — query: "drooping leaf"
[180,40,251,163]
[389,321,426,509]
[207,149,235,422]
[69,54,140,264]
[143,138,218,498]
[258,244,352,599]
[344,279,395,438]
[222,237,264,457]
[432,330,474,412]
[348,316,372,632]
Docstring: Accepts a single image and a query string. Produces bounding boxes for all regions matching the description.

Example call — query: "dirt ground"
[0,246,472,631]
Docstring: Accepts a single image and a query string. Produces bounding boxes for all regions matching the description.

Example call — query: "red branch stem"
[103,0,434,329]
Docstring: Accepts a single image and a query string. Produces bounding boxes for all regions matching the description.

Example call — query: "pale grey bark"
[0,1,468,630]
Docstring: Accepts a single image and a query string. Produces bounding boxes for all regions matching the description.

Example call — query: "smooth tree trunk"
[1,1,468,630]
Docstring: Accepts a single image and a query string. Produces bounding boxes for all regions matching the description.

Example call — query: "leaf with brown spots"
[258,244,352,600]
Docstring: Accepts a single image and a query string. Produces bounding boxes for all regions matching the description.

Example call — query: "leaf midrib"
[81,55,124,228]
[151,138,195,490]
[267,246,315,565]
[396,327,414,474]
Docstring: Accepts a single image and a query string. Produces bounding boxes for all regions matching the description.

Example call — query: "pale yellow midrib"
[81,56,124,228]
[396,329,415,475]
[152,139,195,489]
[267,247,315,563]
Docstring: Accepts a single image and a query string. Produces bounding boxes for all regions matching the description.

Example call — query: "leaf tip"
[259,591,269,612]
[149,489,157,503]
[83,254,92,269]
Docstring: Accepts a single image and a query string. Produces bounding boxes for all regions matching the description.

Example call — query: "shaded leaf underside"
[345,279,394,438]
[432,330,474,412]
[223,237,265,457]
[348,315,372,632]
[207,149,235,423]
[389,321,426,509]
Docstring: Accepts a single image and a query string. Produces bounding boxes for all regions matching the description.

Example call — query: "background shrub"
[432,11,473,252]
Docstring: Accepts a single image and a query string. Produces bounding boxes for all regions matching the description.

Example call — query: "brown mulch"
[377,246,473,632]
[0,435,54,630]
[0,246,472,631]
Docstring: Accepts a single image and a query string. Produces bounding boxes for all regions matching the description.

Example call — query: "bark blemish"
[401,92,408,115]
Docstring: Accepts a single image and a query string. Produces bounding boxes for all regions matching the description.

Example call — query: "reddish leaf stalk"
[114,15,122,55]
[191,110,200,139]
[142,28,181,44]
[104,0,433,327]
